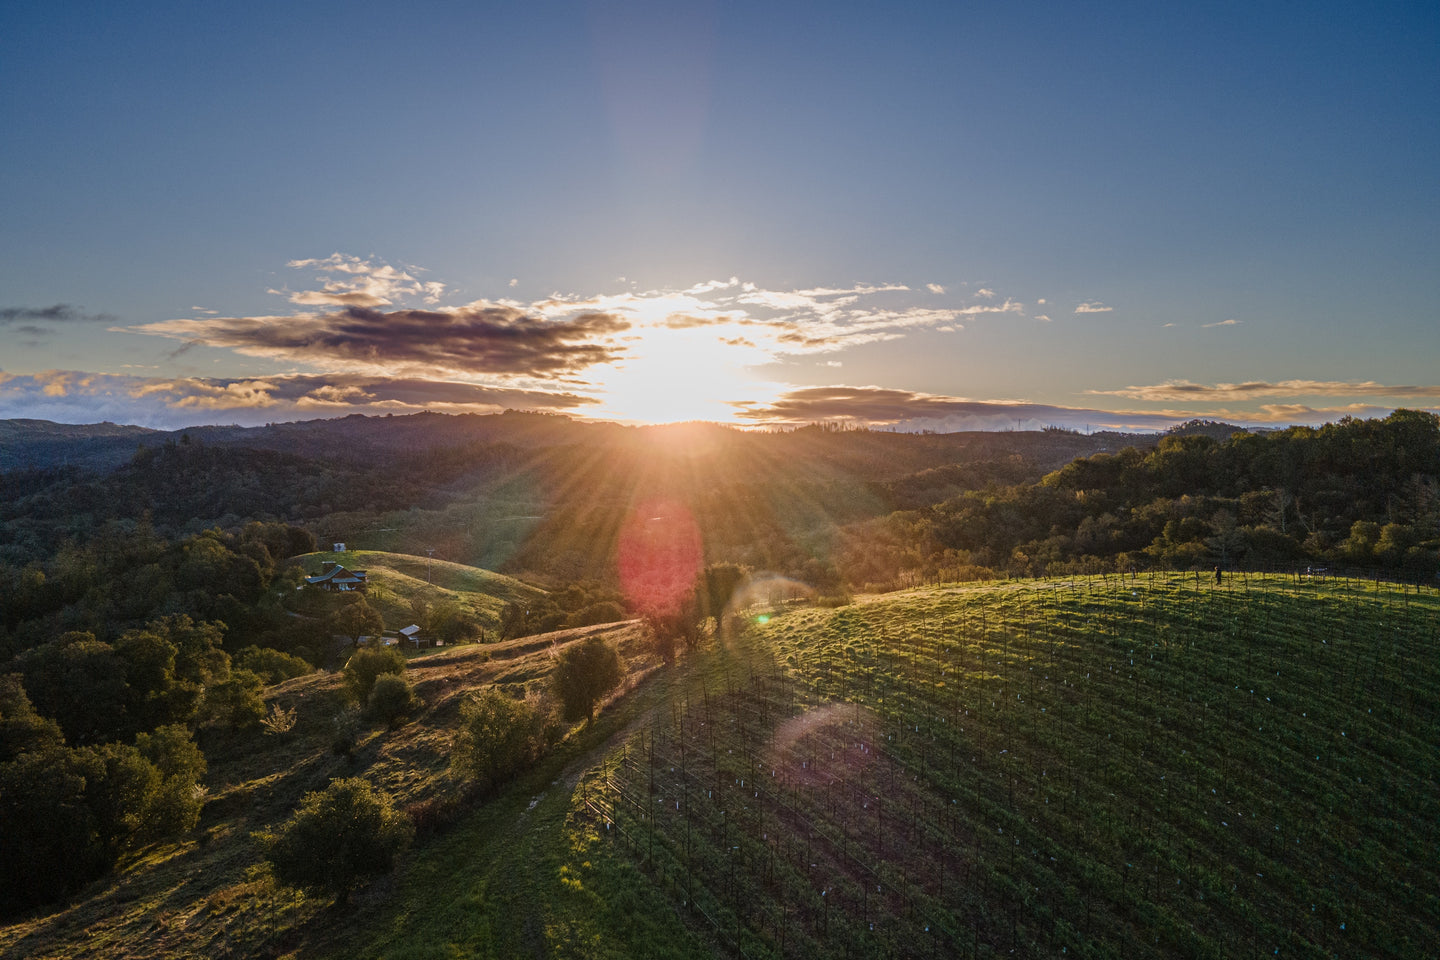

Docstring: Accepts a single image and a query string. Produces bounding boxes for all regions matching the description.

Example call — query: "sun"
[591,323,779,424]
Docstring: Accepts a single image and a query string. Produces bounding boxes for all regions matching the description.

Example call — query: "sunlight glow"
[590,322,781,424]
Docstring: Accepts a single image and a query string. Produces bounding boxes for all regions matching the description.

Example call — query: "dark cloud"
[0,304,114,324]
[732,385,1188,432]
[133,306,631,377]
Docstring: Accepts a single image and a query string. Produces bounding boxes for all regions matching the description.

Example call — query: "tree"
[552,636,623,722]
[201,669,267,731]
[0,746,108,913]
[451,690,543,791]
[16,632,132,744]
[332,596,384,647]
[134,724,207,838]
[365,674,414,728]
[234,646,312,685]
[0,674,64,764]
[263,778,413,904]
[343,646,407,704]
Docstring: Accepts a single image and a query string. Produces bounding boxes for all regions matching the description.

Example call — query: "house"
[305,560,369,592]
[398,624,425,648]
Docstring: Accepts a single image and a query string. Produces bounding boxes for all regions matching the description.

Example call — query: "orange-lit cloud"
[0,370,595,429]
[1089,380,1440,402]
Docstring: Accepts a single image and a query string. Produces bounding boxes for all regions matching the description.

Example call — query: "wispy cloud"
[926,283,945,294]
[731,385,1189,432]
[1202,318,1242,327]
[1075,301,1113,313]
[0,304,115,325]
[269,253,446,308]
[1089,379,1440,402]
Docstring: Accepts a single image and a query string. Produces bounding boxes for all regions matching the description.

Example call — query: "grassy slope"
[295,549,548,632]
[0,620,656,960]
[582,573,1438,959]
[4,575,1436,959]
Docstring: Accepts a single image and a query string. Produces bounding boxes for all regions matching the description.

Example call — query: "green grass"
[578,573,1440,958]
[4,574,1436,959]
[295,549,548,631]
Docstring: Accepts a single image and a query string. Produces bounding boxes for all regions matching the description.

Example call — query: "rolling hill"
[5,572,1433,959]
[291,549,548,633]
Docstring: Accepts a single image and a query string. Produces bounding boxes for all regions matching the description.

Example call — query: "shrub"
[263,777,413,904]
[330,706,361,757]
[552,636,623,722]
[343,646,406,704]
[134,724,207,839]
[200,669,267,731]
[451,690,543,791]
[235,646,313,685]
[366,674,414,728]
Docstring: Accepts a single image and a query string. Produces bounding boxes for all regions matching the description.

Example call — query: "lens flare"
[617,499,702,618]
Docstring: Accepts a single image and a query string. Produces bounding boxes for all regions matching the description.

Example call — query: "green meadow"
[3,573,1436,959]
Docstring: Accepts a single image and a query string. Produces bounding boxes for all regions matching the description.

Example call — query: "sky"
[1,0,1437,433]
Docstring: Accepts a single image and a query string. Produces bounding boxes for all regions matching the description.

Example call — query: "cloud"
[508,278,519,288]
[926,283,945,294]
[1090,379,1440,402]
[1203,318,1242,327]
[0,370,596,429]
[955,299,1024,316]
[1034,314,1051,323]
[0,304,114,325]
[730,385,1190,432]
[129,306,631,379]
[272,253,446,307]
[975,288,995,299]
[1075,301,1113,313]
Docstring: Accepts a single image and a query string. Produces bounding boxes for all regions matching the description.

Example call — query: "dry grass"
[0,619,652,960]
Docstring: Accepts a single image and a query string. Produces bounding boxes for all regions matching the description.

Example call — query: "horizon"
[2,2,1437,433]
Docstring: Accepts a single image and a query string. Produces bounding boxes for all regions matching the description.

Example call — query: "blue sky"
[2,0,1437,431]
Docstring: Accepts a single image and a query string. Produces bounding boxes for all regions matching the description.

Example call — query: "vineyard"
[574,573,1439,959]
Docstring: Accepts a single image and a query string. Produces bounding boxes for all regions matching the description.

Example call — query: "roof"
[399,624,422,637]
[305,565,369,586]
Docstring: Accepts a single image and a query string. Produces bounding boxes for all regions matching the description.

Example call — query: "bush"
[552,636,623,722]
[330,706,361,757]
[263,777,413,904]
[343,646,406,704]
[134,724,207,839]
[235,646,313,685]
[0,733,204,915]
[200,669,267,731]
[366,674,414,728]
[451,690,543,791]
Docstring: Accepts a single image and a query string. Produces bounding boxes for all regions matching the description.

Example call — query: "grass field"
[294,549,548,632]
[3,573,1436,959]
[566,573,1440,959]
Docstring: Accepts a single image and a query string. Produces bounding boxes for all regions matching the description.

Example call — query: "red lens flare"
[617,499,702,619]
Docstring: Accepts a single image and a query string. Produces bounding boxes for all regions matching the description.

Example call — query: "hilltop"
[5,573,1433,959]
[290,549,548,634]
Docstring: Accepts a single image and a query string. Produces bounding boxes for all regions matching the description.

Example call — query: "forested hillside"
[843,410,1440,588]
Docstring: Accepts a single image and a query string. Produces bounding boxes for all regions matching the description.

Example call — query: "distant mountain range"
[0,411,1164,476]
